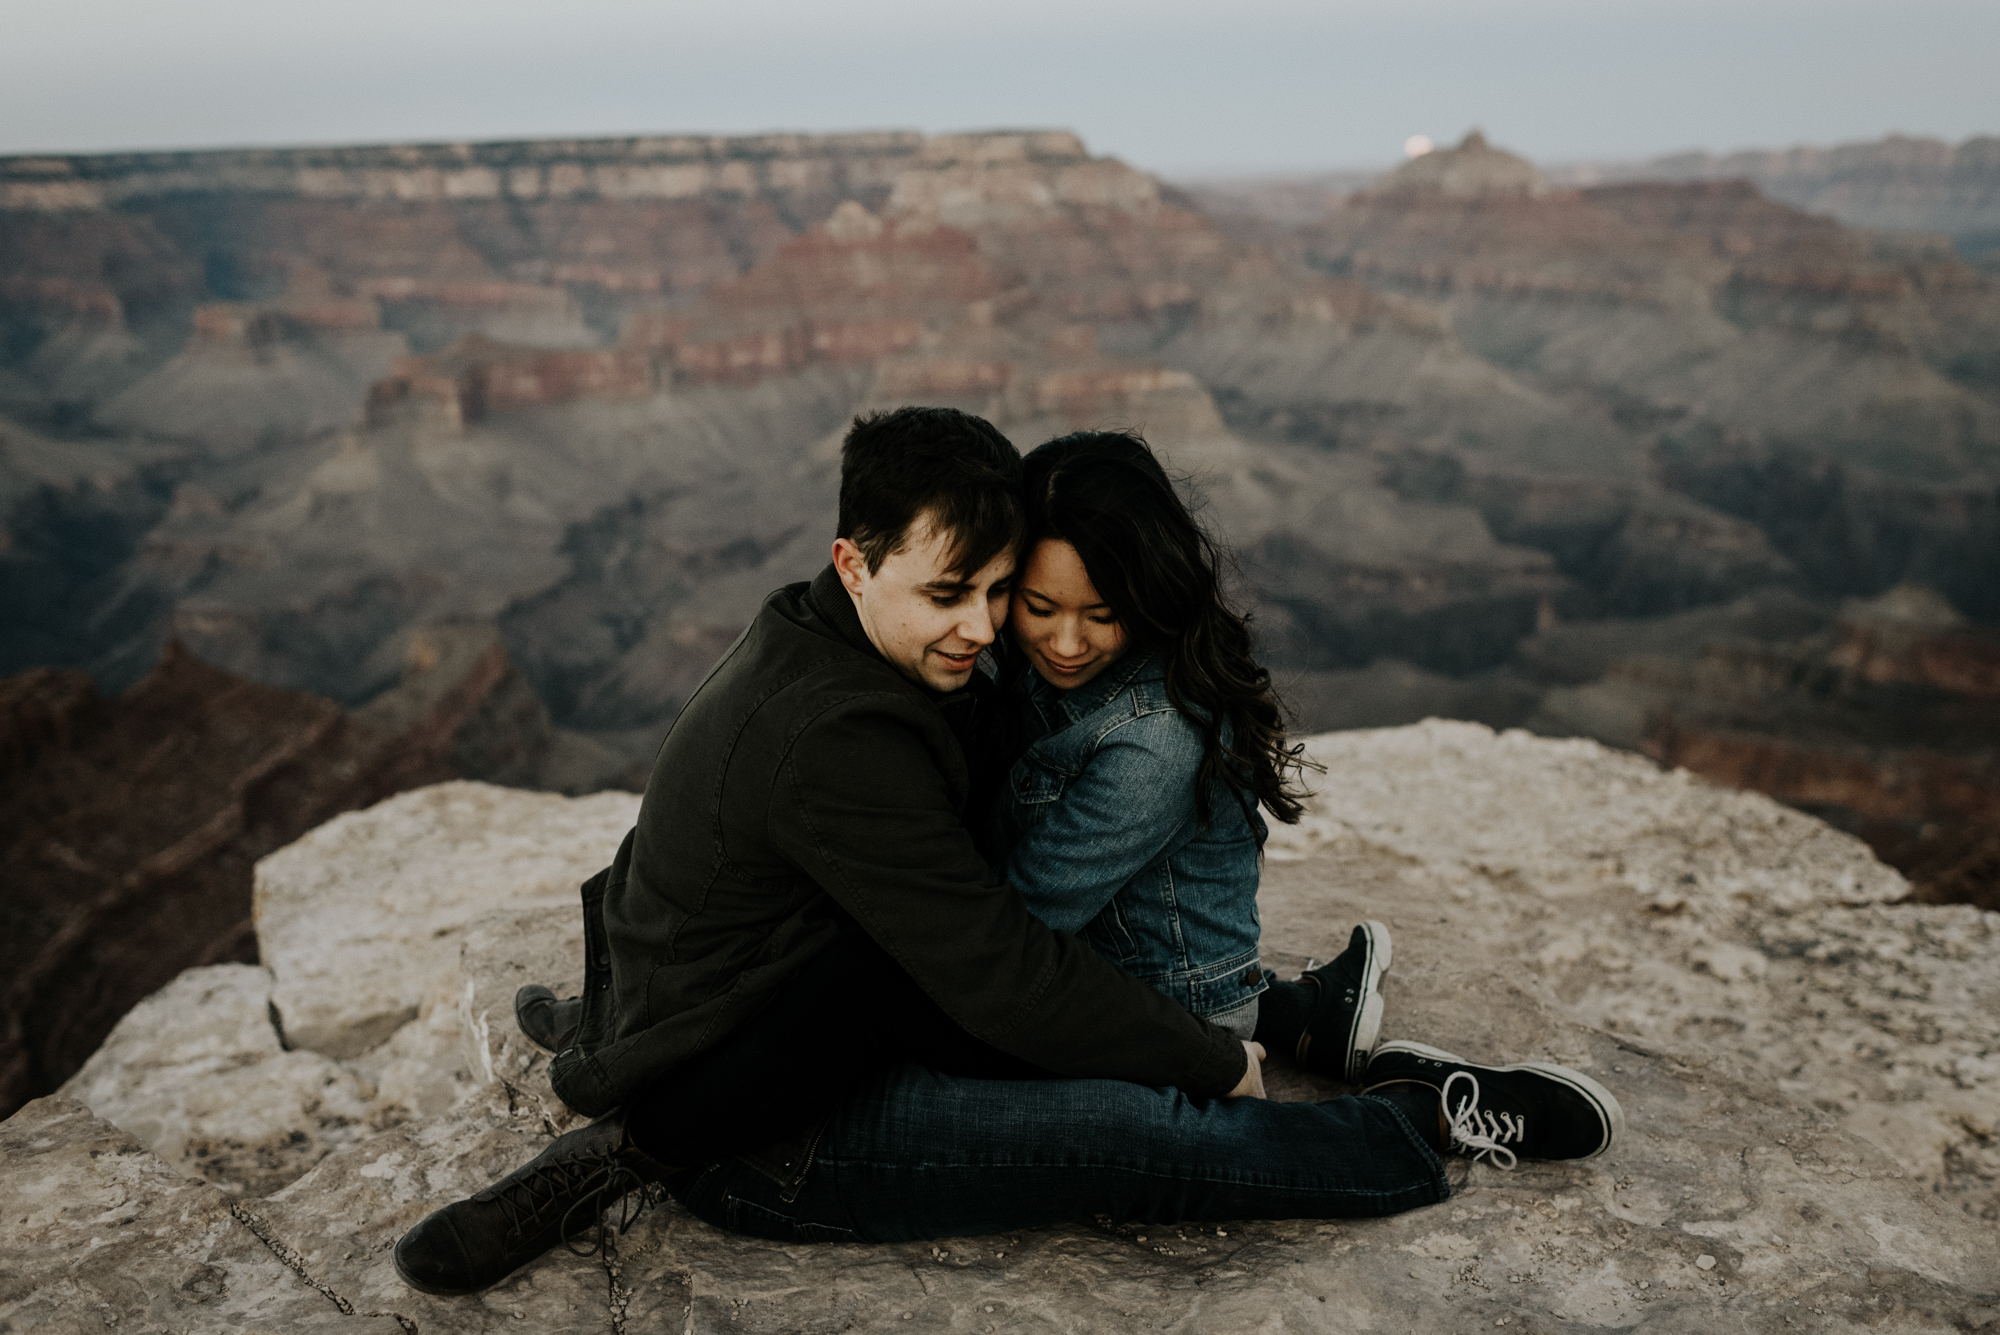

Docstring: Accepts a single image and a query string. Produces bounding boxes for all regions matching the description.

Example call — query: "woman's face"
[1009,538,1130,691]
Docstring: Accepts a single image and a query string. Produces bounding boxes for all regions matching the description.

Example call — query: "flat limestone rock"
[255,781,638,1058]
[0,1097,406,1334]
[240,1101,637,1334]
[55,965,376,1196]
[16,721,2000,1331]
[1263,721,2000,1223]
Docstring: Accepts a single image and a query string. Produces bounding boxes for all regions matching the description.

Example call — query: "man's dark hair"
[839,406,1024,579]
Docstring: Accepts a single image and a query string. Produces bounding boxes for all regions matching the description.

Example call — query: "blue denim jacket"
[990,650,1268,1032]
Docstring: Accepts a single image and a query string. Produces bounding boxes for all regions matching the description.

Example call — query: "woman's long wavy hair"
[1018,430,1314,829]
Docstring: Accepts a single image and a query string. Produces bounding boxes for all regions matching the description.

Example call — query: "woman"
[991,430,1391,1080]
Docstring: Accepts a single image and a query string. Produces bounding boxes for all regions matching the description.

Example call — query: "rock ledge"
[5,722,1997,1333]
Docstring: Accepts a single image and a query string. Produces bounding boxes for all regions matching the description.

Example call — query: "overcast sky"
[2,0,1993,175]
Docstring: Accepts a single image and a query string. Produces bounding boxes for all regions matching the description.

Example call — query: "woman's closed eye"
[1020,601,1116,626]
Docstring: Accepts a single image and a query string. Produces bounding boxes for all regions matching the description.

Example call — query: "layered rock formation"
[3,125,1998,915]
[6,724,1997,1331]
[1552,133,2000,262]
[1200,132,2000,266]
[1601,586,2000,910]
[0,628,635,1121]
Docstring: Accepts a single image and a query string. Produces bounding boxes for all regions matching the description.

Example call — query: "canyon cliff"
[0,629,637,1120]
[3,124,1998,1049]
[1554,133,2000,264]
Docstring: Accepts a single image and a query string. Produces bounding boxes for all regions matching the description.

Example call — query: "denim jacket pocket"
[1080,898,1141,966]
[1179,946,1268,1021]
[1009,756,1070,808]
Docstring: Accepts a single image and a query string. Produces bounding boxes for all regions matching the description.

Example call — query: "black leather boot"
[393,1112,675,1296]
[514,983,584,1054]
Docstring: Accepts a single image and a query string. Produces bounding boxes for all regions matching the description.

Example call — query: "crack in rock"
[230,1201,419,1333]
[500,1074,564,1137]
[598,1214,642,1335]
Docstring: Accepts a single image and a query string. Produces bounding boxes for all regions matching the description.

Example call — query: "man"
[395,407,1620,1293]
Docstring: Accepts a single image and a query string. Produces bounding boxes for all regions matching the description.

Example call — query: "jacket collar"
[1025,647,1160,728]
[803,563,880,661]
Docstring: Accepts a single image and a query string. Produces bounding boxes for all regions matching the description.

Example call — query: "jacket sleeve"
[769,693,1248,1097]
[1004,711,1205,935]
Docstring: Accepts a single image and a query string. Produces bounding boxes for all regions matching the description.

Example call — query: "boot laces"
[489,1147,653,1256]
[559,1155,653,1259]
[1442,1071,1524,1171]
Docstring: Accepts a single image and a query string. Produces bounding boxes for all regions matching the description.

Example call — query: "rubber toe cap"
[394,1208,482,1296]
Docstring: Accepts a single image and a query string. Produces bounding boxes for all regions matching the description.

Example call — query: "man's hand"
[1227,1040,1267,1099]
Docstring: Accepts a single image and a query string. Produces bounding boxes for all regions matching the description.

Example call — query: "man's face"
[834,512,1016,693]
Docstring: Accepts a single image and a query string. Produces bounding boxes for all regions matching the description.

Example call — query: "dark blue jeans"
[670,1060,1450,1242]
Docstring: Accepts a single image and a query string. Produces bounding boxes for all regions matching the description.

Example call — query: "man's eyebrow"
[918,578,977,594]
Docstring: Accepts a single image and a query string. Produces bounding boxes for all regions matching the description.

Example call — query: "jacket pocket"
[1081,897,1141,965]
[1007,754,1071,807]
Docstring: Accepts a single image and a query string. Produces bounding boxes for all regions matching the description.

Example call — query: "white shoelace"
[1442,1070,1524,1171]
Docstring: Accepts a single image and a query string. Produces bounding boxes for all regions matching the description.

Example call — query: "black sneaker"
[393,1112,674,1296]
[1295,921,1393,1081]
[1364,1041,1624,1166]
[514,983,583,1054]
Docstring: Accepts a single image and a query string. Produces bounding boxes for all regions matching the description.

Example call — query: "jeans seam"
[817,1153,1439,1198]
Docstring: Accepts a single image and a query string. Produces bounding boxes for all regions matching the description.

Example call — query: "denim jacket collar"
[1023,648,1162,733]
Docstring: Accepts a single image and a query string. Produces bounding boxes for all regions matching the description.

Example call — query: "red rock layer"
[0,636,571,1119]
[366,336,654,426]
[1303,175,1987,324]
[0,211,202,325]
[1825,622,2000,698]
[1645,721,2000,831]
[625,211,1006,386]
[1638,615,2000,908]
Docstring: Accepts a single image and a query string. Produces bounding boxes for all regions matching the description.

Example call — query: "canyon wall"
[1553,133,2000,259]
[0,627,637,1120]
[4,125,1999,1064]
[1193,132,2000,264]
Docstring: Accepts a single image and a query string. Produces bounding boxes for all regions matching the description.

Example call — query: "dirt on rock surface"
[3,722,1997,1332]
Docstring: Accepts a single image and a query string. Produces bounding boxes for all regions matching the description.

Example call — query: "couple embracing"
[396,406,1624,1295]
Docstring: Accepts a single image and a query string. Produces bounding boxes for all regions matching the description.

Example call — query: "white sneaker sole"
[1370,1039,1625,1159]
[1339,920,1394,1081]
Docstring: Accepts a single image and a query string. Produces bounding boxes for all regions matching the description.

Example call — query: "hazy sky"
[3,0,1994,175]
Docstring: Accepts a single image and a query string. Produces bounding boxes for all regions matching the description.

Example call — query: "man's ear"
[831,538,869,598]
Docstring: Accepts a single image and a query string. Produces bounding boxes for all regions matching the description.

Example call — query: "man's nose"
[959,605,997,647]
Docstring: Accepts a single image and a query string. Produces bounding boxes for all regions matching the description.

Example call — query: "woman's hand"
[1228,1040,1268,1099]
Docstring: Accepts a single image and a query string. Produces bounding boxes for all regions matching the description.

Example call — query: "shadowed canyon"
[4,127,1999,1115]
